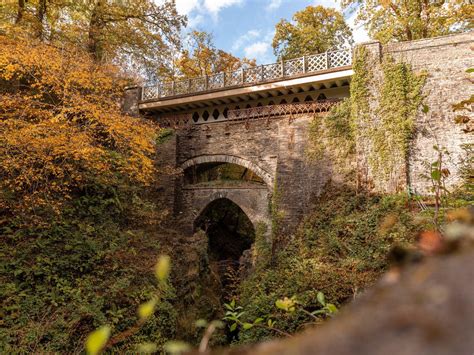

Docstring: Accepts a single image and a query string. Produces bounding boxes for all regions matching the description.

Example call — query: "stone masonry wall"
[173,115,339,234]
[387,32,473,194]
[361,32,473,193]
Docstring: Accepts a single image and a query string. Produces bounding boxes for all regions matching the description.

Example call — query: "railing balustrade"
[141,49,352,101]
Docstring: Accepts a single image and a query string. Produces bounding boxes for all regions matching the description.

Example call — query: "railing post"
[325,51,329,69]
[222,72,226,87]
[303,55,306,73]
[261,65,264,81]
[205,75,209,90]
[188,79,191,93]
[172,81,175,96]
[281,59,285,77]
[241,68,245,84]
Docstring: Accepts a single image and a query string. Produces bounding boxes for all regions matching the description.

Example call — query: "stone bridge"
[124,32,473,238]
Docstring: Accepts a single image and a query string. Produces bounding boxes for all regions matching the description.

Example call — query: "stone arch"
[192,190,270,233]
[181,155,274,187]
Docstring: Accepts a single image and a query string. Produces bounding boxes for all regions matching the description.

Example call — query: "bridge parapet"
[141,49,352,102]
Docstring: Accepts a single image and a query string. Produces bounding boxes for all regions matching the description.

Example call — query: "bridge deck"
[141,49,352,104]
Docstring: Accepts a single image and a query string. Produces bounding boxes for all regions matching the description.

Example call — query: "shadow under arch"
[194,198,255,262]
[194,197,256,304]
[181,155,274,187]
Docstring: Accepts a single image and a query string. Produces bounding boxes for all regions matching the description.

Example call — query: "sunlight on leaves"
[138,298,157,320]
[164,340,191,354]
[85,326,111,355]
[155,255,171,282]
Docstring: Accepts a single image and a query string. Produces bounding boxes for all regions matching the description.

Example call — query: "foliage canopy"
[340,0,473,43]
[272,5,353,59]
[1,0,186,78]
[176,31,256,79]
[0,33,158,222]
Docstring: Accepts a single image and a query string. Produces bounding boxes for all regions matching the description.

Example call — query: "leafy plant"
[85,255,172,354]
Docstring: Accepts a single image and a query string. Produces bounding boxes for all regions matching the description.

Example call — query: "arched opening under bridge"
[181,154,274,187]
[194,198,255,299]
[184,162,265,186]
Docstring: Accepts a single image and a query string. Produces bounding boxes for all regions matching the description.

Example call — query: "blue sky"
[174,0,369,64]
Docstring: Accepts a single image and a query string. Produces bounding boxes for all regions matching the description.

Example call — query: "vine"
[269,175,285,262]
[306,99,354,175]
[370,58,426,189]
[307,46,426,190]
[349,45,372,134]
[306,46,368,178]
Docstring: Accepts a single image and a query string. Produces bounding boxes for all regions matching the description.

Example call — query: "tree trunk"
[88,0,106,62]
[35,0,47,39]
[15,0,26,24]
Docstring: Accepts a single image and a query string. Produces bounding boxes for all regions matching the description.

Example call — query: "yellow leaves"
[138,298,157,320]
[0,35,159,218]
[85,326,111,355]
[1,63,20,80]
[154,255,171,282]
[275,297,297,312]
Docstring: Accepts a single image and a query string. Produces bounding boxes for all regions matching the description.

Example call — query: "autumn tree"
[340,0,473,43]
[176,30,256,79]
[272,5,353,60]
[1,0,186,78]
[0,33,159,219]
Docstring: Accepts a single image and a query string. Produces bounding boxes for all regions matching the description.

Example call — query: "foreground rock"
[223,244,474,355]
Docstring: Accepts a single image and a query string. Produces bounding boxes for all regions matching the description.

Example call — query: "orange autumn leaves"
[0,34,158,219]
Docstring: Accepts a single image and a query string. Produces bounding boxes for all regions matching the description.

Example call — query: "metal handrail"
[141,49,352,101]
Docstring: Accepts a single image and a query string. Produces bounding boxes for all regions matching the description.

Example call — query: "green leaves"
[138,298,157,320]
[155,255,171,282]
[326,303,338,314]
[242,322,254,330]
[136,342,158,354]
[163,340,191,354]
[85,326,110,355]
[272,5,353,59]
[431,169,442,182]
[194,319,208,328]
[317,291,326,306]
[275,296,296,312]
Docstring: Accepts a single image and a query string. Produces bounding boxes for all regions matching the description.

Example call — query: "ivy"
[370,58,426,187]
[349,46,372,133]
[307,46,426,189]
[307,99,354,175]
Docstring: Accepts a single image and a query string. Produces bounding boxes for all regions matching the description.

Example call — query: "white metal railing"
[141,49,352,101]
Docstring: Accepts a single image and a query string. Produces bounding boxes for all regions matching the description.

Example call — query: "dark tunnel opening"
[194,198,255,300]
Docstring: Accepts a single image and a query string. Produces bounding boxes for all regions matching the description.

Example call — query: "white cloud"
[346,11,370,43]
[175,0,200,15]
[174,0,245,23]
[244,41,271,60]
[204,0,244,18]
[231,29,261,52]
[230,28,275,63]
[267,0,282,11]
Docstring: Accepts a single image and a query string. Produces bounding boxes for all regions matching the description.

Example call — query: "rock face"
[224,245,474,355]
